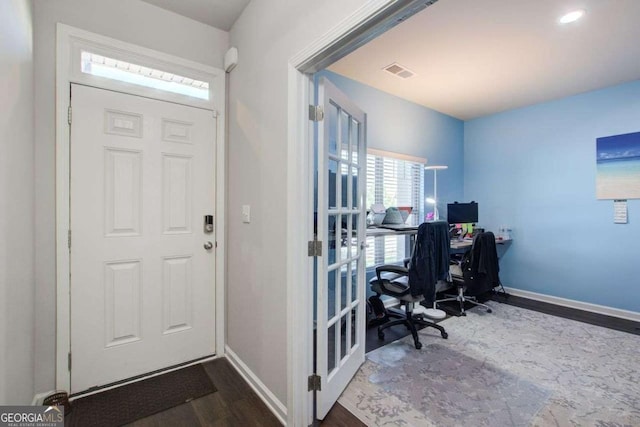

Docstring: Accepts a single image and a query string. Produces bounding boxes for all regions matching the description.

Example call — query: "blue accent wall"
[317,71,465,215]
[464,80,640,312]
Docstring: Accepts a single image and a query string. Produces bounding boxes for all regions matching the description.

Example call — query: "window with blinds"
[365,151,425,267]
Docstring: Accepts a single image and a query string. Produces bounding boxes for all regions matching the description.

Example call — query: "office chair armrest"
[375,264,409,282]
[403,258,410,268]
[373,265,411,298]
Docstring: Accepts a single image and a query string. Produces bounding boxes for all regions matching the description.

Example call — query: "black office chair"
[369,221,450,349]
[438,231,501,315]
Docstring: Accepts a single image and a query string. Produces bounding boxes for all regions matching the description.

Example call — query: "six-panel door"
[70,84,216,392]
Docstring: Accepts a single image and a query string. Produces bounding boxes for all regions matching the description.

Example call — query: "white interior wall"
[0,0,35,405]
[228,0,370,408]
[32,0,229,394]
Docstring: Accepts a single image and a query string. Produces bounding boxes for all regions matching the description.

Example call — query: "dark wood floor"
[491,292,640,336]
[125,358,282,427]
[320,402,366,426]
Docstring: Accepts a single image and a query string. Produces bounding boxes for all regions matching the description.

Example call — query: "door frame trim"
[55,24,227,392]
[285,1,434,424]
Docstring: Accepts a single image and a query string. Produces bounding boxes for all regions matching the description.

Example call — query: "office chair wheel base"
[461,312,467,316]
[378,331,385,340]
[414,342,422,350]
[441,331,448,339]
[487,308,493,313]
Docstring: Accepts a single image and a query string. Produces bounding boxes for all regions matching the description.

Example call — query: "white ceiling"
[328,0,640,120]
[140,0,250,31]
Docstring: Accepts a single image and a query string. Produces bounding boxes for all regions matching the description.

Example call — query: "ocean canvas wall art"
[596,131,640,199]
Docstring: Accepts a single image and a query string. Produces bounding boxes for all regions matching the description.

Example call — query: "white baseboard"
[224,345,287,425]
[503,287,640,322]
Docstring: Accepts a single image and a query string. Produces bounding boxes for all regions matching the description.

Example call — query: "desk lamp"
[424,165,448,221]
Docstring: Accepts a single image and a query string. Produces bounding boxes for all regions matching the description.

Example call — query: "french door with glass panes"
[315,77,367,419]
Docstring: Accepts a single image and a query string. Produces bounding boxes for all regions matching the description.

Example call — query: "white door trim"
[285,63,315,426]
[55,24,227,392]
[285,1,435,424]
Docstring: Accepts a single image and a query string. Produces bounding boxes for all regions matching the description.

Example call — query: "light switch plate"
[242,205,251,223]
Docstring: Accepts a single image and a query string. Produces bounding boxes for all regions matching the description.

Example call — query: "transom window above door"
[63,27,223,111]
[80,51,210,100]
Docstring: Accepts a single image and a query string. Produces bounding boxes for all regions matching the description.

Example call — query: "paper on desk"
[614,199,627,224]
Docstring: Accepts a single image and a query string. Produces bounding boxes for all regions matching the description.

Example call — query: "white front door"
[315,77,367,419]
[69,84,216,393]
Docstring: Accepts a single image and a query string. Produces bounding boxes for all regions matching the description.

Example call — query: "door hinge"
[68,352,72,371]
[308,105,324,122]
[68,230,72,249]
[308,240,322,257]
[67,106,72,125]
[308,374,321,392]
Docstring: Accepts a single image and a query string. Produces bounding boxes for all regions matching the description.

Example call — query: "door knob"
[204,241,213,250]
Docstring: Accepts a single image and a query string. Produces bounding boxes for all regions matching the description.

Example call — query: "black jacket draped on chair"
[409,221,450,305]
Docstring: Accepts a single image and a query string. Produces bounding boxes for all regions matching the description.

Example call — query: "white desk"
[450,239,473,250]
[365,226,419,238]
[366,226,511,258]
[450,238,512,264]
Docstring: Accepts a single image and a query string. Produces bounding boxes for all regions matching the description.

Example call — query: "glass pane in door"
[329,160,338,209]
[327,323,336,373]
[329,103,338,156]
[340,263,348,311]
[327,215,336,266]
[351,307,358,349]
[340,110,350,161]
[351,260,358,304]
[341,162,349,208]
[340,313,348,360]
[351,118,359,164]
[327,269,336,319]
[351,166,358,209]
[339,215,348,260]
[351,214,359,256]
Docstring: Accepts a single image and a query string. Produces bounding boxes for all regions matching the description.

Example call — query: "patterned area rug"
[339,301,640,426]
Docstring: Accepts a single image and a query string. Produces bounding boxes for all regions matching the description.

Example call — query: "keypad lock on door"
[204,215,214,233]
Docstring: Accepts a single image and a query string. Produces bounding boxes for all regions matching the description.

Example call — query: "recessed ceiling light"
[559,9,586,24]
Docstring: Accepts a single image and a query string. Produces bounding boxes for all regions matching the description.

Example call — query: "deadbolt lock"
[204,215,214,233]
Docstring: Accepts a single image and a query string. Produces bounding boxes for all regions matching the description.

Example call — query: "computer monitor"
[447,202,478,224]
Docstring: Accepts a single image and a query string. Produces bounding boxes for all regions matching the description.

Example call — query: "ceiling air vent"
[383,62,415,79]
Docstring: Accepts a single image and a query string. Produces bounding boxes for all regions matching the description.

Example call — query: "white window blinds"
[365,151,425,267]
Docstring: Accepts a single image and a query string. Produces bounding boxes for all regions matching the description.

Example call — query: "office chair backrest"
[408,221,450,304]
[460,231,500,295]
